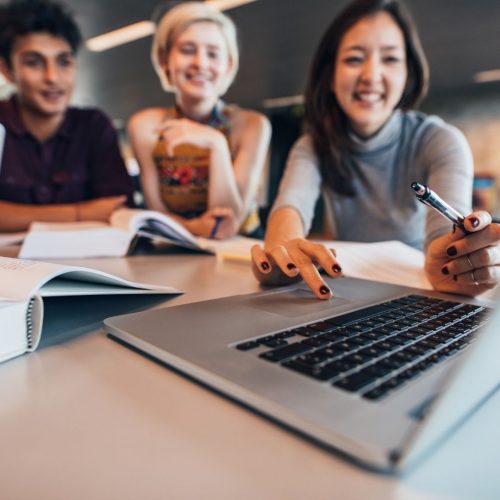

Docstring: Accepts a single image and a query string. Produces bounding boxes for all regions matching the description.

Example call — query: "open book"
[19,208,213,259]
[0,256,181,363]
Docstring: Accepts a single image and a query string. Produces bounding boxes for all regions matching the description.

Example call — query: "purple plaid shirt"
[0,95,133,205]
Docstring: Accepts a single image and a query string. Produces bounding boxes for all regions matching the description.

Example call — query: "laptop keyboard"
[234,295,491,401]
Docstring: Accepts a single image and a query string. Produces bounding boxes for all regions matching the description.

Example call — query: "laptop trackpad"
[249,287,351,317]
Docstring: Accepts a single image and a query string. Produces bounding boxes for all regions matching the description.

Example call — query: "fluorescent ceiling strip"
[262,95,304,109]
[207,0,257,10]
[86,0,257,52]
[474,69,500,83]
[86,21,155,52]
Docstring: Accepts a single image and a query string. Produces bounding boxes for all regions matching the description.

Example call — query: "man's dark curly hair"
[0,0,82,66]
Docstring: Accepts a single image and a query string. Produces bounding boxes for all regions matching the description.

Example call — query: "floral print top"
[152,102,232,218]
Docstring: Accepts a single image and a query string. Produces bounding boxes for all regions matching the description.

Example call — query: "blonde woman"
[129,2,271,239]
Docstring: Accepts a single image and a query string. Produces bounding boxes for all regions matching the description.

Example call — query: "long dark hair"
[304,0,429,196]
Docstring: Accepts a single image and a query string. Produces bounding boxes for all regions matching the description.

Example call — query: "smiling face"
[165,21,232,106]
[332,11,407,138]
[1,32,76,119]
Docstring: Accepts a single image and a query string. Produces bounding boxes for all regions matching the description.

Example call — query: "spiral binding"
[26,297,35,349]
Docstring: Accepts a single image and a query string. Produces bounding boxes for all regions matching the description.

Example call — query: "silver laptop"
[104,277,500,472]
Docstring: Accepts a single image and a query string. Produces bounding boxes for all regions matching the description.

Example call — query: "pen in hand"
[210,216,223,239]
[411,182,466,230]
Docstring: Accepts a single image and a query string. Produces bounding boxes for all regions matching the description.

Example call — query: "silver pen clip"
[411,182,466,228]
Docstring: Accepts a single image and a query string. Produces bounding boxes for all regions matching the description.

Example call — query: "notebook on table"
[104,276,499,472]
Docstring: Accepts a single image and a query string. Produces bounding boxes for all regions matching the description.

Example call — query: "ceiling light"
[474,69,500,83]
[86,21,155,52]
[207,0,257,10]
[86,0,257,53]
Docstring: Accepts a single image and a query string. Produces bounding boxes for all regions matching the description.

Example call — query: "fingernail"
[261,262,270,271]
[441,266,449,275]
[319,285,331,295]
[452,225,457,234]
[332,264,342,273]
[468,216,480,228]
[447,246,457,256]
[453,275,458,281]
[286,263,296,270]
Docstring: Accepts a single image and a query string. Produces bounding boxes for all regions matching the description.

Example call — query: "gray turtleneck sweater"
[271,110,473,250]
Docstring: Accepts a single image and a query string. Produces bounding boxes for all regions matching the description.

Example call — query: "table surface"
[0,249,499,500]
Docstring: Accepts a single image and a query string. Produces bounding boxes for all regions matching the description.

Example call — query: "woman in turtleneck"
[128,2,270,239]
[252,0,500,299]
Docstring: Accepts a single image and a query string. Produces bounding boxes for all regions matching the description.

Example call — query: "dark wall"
[67,0,500,121]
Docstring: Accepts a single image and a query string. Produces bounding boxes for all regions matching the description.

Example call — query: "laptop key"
[363,386,390,400]
[282,360,338,381]
[236,340,260,351]
[262,338,288,348]
[333,370,373,392]
[326,304,393,326]
[259,342,313,362]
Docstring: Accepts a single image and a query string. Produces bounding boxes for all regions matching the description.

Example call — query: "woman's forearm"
[208,132,244,217]
[265,207,305,249]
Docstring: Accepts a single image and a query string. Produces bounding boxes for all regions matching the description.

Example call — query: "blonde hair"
[151,2,239,95]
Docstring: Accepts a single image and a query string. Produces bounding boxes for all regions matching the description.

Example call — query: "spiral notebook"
[0,256,181,363]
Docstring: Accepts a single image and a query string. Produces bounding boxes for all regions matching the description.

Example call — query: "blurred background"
[2,0,500,218]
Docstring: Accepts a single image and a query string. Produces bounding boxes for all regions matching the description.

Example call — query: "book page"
[319,240,432,290]
[0,256,181,300]
[111,208,207,252]
[19,223,132,259]
[39,276,180,296]
[0,231,26,246]
[0,256,64,300]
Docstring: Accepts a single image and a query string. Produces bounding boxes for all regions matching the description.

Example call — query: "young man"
[0,0,134,232]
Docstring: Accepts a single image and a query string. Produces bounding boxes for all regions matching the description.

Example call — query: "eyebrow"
[176,41,222,51]
[343,44,404,52]
[20,50,74,58]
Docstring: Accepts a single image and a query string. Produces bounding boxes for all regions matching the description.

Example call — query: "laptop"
[104,276,500,472]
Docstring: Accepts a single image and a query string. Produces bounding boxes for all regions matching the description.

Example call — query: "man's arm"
[0,196,126,232]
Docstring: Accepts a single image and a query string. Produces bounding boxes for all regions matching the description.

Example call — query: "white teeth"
[187,73,210,81]
[356,93,382,102]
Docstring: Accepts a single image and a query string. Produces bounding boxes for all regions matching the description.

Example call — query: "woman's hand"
[425,211,500,296]
[251,239,343,299]
[185,207,237,239]
[156,118,225,156]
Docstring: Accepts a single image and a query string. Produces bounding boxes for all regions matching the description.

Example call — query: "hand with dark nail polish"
[468,216,480,228]
[286,263,296,270]
[446,246,457,257]
[332,264,342,273]
[319,285,331,295]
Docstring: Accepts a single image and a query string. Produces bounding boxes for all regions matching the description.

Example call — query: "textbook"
[0,256,181,363]
[19,208,213,259]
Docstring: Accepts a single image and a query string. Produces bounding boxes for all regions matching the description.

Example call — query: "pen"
[411,182,466,228]
[210,216,223,239]
[217,252,251,263]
